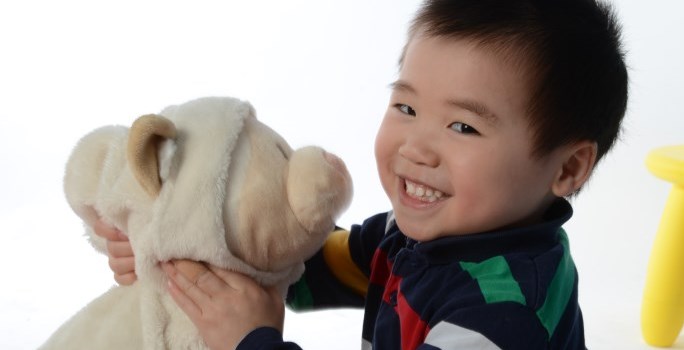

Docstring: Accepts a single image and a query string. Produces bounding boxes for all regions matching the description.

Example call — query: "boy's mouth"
[404,179,445,203]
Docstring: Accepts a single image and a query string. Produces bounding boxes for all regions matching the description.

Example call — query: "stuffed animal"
[40,96,353,349]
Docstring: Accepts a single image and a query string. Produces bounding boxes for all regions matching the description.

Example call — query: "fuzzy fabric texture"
[41,96,353,350]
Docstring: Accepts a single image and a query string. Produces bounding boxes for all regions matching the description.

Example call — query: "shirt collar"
[403,198,573,264]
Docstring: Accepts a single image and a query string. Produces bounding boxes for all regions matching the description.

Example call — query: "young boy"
[98,0,628,348]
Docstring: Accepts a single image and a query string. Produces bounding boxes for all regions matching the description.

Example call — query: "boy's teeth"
[405,180,443,202]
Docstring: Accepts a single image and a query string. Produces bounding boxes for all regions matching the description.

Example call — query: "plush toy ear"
[127,114,177,197]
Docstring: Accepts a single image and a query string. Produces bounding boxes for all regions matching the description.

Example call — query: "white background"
[1,0,682,349]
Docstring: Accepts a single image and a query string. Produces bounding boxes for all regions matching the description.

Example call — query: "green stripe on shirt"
[287,277,314,310]
[536,228,576,338]
[460,255,527,306]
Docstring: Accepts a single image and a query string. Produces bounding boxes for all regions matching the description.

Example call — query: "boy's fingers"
[267,285,284,300]
[172,260,209,281]
[162,262,213,303]
[109,256,135,275]
[167,277,202,320]
[94,219,127,241]
[106,240,134,258]
[172,260,227,296]
[209,265,256,292]
[114,272,137,286]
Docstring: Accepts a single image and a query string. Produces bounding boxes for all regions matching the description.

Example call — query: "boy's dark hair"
[402,0,628,163]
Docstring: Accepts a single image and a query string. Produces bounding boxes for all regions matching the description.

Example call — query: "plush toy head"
[64,96,353,292]
[44,97,352,350]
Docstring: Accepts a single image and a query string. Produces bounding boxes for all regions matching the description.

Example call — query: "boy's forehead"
[398,35,532,125]
[404,33,532,78]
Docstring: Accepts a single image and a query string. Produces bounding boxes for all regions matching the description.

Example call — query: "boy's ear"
[551,140,598,197]
[127,114,177,197]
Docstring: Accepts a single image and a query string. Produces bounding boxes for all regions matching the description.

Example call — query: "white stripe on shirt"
[424,321,501,350]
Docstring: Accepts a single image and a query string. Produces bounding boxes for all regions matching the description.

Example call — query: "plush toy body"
[40,97,353,349]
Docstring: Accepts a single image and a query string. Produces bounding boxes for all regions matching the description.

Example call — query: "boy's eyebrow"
[447,98,498,125]
[390,80,498,124]
[389,80,417,94]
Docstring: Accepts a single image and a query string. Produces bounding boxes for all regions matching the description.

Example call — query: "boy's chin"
[395,218,445,242]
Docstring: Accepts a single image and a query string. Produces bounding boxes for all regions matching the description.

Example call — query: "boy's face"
[375,35,566,241]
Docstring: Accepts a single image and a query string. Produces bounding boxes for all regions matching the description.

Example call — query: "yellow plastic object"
[642,144,684,347]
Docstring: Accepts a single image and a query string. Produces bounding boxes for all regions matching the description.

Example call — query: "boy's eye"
[449,122,479,135]
[395,104,416,116]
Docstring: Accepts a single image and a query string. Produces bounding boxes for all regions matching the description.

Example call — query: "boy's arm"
[287,229,368,310]
[287,213,390,311]
[161,226,376,350]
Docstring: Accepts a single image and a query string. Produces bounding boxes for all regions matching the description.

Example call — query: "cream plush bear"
[40,96,353,349]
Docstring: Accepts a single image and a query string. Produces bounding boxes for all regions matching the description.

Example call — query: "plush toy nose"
[287,146,353,235]
[323,151,347,175]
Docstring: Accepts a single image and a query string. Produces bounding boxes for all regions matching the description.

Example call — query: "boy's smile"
[375,34,566,241]
[404,179,444,203]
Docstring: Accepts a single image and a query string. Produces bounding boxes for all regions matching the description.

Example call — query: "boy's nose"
[398,136,439,168]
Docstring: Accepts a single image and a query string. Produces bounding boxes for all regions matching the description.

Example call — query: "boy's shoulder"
[381,200,582,344]
[399,227,582,348]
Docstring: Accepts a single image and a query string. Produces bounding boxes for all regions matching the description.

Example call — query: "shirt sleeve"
[236,327,303,350]
[286,230,367,311]
[286,213,390,311]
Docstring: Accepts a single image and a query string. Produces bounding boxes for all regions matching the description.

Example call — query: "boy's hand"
[93,219,137,285]
[163,260,285,350]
